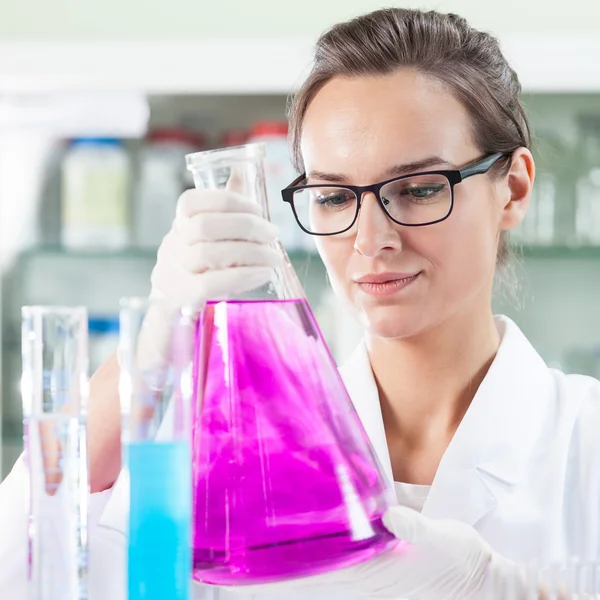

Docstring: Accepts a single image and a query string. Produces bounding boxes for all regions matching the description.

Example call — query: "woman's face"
[300,69,529,340]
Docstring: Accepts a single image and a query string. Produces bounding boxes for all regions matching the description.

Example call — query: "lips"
[354,271,421,297]
[354,272,421,284]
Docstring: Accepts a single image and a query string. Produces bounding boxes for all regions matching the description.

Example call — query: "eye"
[315,191,354,207]
[404,184,446,200]
[382,183,446,205]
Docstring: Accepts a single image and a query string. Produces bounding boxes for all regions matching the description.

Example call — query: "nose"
[353,192,403,258]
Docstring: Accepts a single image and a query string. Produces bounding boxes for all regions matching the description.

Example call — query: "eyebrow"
[306,156,452,184]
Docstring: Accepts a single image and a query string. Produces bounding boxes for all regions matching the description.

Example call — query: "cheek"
[418,186,500,283]
[315,236,354,297]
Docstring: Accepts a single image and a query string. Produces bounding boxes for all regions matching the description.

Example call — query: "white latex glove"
[150,187,281,308]
[231,505,524,600]
[135,188,281,372]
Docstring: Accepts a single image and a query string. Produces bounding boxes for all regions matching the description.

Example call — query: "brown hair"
[288,8,531,269]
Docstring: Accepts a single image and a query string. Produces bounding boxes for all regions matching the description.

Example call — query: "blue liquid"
[127,441,191,600]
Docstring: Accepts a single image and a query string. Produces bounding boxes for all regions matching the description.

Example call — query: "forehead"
[300,69,476,181]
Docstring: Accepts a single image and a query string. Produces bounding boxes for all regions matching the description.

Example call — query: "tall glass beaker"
[186,144,397,586]
[21,306,89,600]
[575,115,600,246]
[119,298,195,600]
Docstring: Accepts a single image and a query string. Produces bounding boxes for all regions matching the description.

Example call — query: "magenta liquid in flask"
[185,144,397,586]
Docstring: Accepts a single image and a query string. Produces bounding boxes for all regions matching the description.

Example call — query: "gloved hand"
[327,505,521,600]
[150,187,281,308]
[232,505,524,600]
[135,187,281,372]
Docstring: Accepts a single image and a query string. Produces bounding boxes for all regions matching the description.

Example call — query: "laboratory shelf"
[519,245,600,259]
[19,245,324,264]
[19,244,600,263]
[20,245,158,261]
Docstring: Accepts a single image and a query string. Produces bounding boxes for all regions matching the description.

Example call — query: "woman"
[2,7,600,600]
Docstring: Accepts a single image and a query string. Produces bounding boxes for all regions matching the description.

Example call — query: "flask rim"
[185,142,266,172]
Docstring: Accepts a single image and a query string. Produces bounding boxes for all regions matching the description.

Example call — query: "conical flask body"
[186,145,396,585]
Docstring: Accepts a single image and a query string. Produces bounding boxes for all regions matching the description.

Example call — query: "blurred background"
[1,0,600,479]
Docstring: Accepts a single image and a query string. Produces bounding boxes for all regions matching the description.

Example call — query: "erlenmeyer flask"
[186,143,397,586]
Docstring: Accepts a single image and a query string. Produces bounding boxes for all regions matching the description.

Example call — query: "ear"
[499,147,535,232]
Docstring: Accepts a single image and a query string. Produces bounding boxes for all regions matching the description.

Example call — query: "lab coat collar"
[340,341,395,485]
[339,315,553,527]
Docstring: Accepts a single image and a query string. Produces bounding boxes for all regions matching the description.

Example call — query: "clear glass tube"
[119,297,194,600]
[482,558,600,599]
[21,306,89,600]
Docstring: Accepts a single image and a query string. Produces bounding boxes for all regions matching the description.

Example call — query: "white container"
[134,128,205,249]
[576,168,600,245]
[61,138,130,249]
[531,172,557,245]
[574,117,600,246]
[248,121,305,252]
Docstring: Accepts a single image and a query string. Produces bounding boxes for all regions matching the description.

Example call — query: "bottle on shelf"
[219,129,249,148]
[134,128,206,250]
[248,121,305,252]
[575,115,600,246]
[516,131,570,247]
[61,138,131,250]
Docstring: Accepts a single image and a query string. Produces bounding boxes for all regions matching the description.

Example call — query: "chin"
[357,303,430,340]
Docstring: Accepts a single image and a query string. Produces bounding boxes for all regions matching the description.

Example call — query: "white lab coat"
[2,315,600,600]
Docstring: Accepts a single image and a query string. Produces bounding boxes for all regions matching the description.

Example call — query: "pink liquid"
[192,299,396,585]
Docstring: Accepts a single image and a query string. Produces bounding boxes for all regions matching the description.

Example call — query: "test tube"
[119,298,194,600]
[21,306,89,600]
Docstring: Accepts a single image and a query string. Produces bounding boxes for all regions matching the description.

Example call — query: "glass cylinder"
[482,559,600,599]
[21,306,89,600]
[185,144,397,586]
[575,116,600,246]
[119,298,195,600]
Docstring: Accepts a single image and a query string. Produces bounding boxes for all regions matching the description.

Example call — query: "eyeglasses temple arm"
[459,152,506,180]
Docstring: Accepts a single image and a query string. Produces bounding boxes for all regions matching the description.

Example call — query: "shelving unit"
[2,34,600,479]
[17,241,600,263]
[519,245,600,259]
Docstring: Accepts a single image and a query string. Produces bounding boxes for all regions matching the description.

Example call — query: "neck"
[366,302,500,481]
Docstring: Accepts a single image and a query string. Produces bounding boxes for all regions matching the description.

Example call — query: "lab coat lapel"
[340,316,553,528]
[422,316,553,525]
[339,341,394,485]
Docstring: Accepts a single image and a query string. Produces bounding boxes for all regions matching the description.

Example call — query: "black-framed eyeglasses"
[281,152,507,236]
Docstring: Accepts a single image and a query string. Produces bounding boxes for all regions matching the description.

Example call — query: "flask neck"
[190,160,270,222]
[186,144,305,301]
